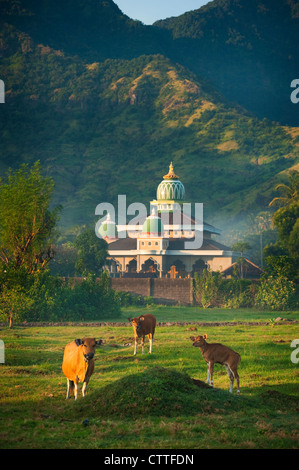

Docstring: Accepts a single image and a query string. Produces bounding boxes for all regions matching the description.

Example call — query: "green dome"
[157,179,185,201]
[156,162,185,202]
[98,213,118,239]
[142,209,163,236]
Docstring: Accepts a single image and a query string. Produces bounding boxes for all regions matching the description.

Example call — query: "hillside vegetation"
[0,0,298,234]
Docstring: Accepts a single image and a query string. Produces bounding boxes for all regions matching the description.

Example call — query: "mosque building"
[98,163,236,278]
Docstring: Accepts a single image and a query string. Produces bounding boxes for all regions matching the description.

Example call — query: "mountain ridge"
[0,0,298,238]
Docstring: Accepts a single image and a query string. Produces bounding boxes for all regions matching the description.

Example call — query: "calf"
[190,334,241,394]
[62,337,103,399]
[128,314,156,355]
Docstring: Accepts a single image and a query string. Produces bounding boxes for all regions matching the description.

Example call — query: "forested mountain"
[0,0,167,59]
[0,0,298,237]
[155,0,299,126]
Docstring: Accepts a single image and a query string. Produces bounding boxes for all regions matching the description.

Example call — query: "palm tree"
[255,211,273,268]
[231,242,251,279]
[269,170,299,208]
[232,241,251,258]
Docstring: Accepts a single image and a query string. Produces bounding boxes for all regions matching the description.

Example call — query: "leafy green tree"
[74,228,108,275]
[232,241,252,278]
[272,202,299,260]
[0,162,61,275]
[255,276,297,311]
[0,286,34,328]
[231,241,251,257]
[264,171,299,280]
[269,170,299,209]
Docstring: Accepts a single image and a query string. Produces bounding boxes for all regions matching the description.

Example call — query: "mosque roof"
[108,236,230,252]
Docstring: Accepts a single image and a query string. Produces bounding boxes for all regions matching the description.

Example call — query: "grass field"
[0,306,299,449]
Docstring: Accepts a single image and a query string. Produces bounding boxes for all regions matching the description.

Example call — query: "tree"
[231,241,251,257]
[231,242,252,279]
[269,170,299,208]
[272,202,299,260]
[0,162,61,274]
[264,171,299,280]
[0,286,34,328]
[255,211,272,268]
[74,228,108,275]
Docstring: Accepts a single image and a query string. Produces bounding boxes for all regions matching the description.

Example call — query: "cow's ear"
[203,334,208,340]
[139,316,144,321]
[95,339,103,346]
[75,338,83,346]
[190,336,195,341]
[128,317,132,323]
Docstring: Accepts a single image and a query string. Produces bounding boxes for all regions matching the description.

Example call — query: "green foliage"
[255,276,297,311]
[155,0,299,125]
[0,161,61,274]
[0,269,121,325]
[231,242,251,256]
[0,16,298,231]
[52,272,120,321]
[193,270,222,308]
[0,286,34,327]
[269,170,299,209]
[73,367,215,418]
[272,202,299,259]
[263,255,298,281]
[194,269,255,308]
[2,319,299,449]
[264,171,299,281]
[49,242,77,277]
[74,228,108,276]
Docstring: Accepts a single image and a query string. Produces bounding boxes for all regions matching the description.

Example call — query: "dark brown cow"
[62,337,103,399]
[128,314,156,355]
[190,334,241,394]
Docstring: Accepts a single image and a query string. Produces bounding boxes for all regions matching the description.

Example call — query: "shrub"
[0,271,121,325]
[193,269,223,308]
[193,270,256,308]
[114,291,144,307]
[255,276,297,311]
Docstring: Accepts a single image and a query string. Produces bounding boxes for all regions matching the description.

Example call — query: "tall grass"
[0,310,298,449]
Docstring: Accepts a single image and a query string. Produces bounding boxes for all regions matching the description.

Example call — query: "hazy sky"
[113,0,210,25]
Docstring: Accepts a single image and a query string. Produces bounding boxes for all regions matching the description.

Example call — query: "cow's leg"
[66,379,74,399]
[225,364,234,393]
[141,336,145,355]
[230,365,240,394]
[82,378,89,397]
[134,336,138,356]
[209,362,214,387]
[148,333,153,354]
[74,378,79,400]
[206,362,210,384]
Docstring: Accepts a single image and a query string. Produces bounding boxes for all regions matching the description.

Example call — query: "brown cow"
[190,334,241,394]
[62,337,103,399]
[128,314,156,355]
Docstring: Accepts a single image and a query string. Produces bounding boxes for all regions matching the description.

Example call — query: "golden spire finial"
[163,161,179,180]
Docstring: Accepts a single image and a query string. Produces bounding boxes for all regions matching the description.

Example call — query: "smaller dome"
[142,209,163,236]
[156,162,185,202]
[98,213,118,240]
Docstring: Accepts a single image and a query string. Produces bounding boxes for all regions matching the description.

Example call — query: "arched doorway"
[126,259,137,273]
[167,259,187,278]
[141,258,159,277]
[109,258,123,277]
[192,259,207,277]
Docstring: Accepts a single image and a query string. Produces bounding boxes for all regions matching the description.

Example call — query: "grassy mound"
[72,367,241,418]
